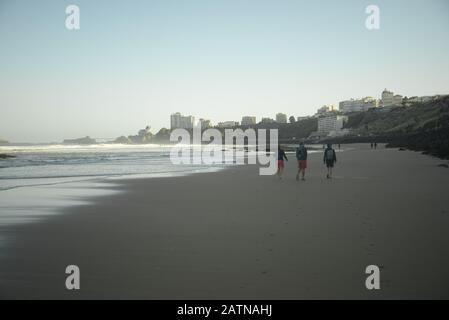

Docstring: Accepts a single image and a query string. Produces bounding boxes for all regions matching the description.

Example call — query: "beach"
[0,144,449,299]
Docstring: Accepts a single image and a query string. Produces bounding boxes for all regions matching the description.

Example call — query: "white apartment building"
[381,89,395,107]
[241,116,256,126]
[276,113,287,124]
[393,95,403,106]
[318,114,349,137]
[339,97,378,113]
[170,113,195,130]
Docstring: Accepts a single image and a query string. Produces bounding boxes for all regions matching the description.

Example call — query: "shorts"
[278,160,284,169]
[298,160,307,169]
[326,160,335,168]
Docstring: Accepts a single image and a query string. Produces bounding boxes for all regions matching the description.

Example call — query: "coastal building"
[318,114,349,137]
[404,94,447,106]
[217,121,239,128]
[339,97,378,113]
[381,89,395,107]
[393,95,403,106]
[260,117,276,124]
[276,113,287,124]
[241,116,256,126]
[170,113,195,130]
[407,96,420,104]
[297,116,311,122]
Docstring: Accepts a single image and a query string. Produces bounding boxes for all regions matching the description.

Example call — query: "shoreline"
[1,144,449,299]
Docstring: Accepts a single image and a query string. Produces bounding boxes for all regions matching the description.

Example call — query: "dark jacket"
[296,146,308,160]
[278,149,288,161]
[323,148,337,163]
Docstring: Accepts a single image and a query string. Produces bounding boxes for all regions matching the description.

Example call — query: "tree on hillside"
[289,116,296,124]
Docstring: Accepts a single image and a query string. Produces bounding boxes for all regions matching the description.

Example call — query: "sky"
[1,0,449,143]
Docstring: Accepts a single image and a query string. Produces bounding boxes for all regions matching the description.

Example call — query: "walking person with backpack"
[296,142,308,181]
[323,143,337,179]
[277,145,288,180]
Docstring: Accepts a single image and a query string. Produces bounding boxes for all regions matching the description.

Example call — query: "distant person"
[296,142,308,181]
[277,145,288,179]
[323,143,337,179]
[370,142,374,149]
[338,143,341,150]
[374,142,378,149]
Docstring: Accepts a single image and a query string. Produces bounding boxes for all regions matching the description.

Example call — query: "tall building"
[276,113,287,124]
[381,89,395,107]
[339,97,378,113]
[170,113,195,130]
[241,116,256,126]
[318,114,348,136]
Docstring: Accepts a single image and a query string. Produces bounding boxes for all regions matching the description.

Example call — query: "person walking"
[296,142,308,181]
[277,145,288,179]
[323,143,337,179]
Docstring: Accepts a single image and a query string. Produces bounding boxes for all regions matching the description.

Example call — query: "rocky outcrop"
[113,136,132,144]
[62,136,97,145]
[114,126,154,144]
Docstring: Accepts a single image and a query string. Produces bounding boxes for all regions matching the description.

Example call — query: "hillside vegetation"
[344,96,449,135]
[328,96,449,159]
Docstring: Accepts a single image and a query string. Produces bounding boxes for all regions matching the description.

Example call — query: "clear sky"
[1,0,449,142]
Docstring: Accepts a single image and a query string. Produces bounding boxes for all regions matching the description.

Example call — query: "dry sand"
[1,144,449,299]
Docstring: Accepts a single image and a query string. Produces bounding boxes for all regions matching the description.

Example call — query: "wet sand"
[1,144,449,299]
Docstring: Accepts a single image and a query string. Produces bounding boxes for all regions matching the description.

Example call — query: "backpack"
[297,147,306,159]
[325,149,334,161]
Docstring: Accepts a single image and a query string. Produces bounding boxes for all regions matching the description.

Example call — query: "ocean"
[0,144,234,228]
[0,144,232,191]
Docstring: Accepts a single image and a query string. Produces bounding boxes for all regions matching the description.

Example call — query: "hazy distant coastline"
[4,96,448,159]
